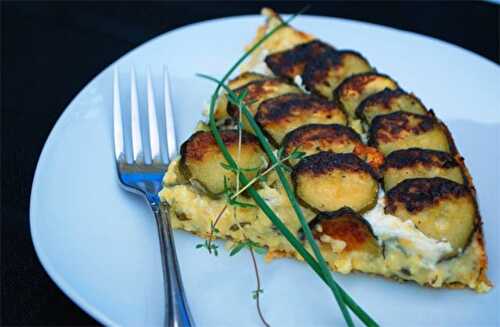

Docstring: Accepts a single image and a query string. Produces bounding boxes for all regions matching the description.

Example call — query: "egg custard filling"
[159,8,490,292]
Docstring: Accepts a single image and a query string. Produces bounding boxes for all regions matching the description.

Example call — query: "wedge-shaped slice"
[282,124,362,166]
[180,130,267,195]
[382,148,464,190]
[386,178,476,256]
[302,50,372,99]
[264,40,335,79]
[369,111,451,156]
[255,94,347,145]
[335,73,399,119]
[356,89,428,124]
[309,207,381,256]
[292,152,379,212]
[228,79,302,131]
[215,72,270,120]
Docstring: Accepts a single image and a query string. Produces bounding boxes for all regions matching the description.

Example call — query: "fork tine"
[130,68,143,162]
[113,67,125,162]
[164,66,177,161]
[146,69,160,164]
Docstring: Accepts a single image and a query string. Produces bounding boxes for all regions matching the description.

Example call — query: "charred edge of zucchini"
[385,177,470,214]
[355,89,427,122]
[256,93,342,125]
[367,111,439,147]
[302,50,371,96]
[382,148,461,170]
[292,151,380,181]
[281,123,362,158]
[334,72,398,99]
[264,40,335,79]
[304,207,381,255]
[179,130,265,195]
[226,78,301,119]
[255,94,347,146]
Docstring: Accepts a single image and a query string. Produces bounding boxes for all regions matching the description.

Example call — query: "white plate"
[30,14,500,326]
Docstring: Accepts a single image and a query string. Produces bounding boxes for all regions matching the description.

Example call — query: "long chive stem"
[202,74,353,326]
[200,8,378,327]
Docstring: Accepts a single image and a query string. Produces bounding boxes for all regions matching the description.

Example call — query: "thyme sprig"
[201,74,354,327]
[196,7,378,327]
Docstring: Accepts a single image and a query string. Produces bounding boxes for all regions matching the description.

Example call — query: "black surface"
[1,1,498,325]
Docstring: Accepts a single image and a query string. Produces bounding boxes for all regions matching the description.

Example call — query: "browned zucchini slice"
[214,72,270,120]
[292,152,379,212]
[356,89,427,124]
[302,50,372,99]
[335,73,399,119]
[180,130,267,194]
[282,124,362,165]
[386,178,476,255]
[255,94,347,145]
[264,40,335,79]
[382,148,464,190]
[227,79,302,131]
[368,111,451,156]
[309,208,381,255]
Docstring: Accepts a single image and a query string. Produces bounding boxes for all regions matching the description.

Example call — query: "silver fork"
[113,67,194,327]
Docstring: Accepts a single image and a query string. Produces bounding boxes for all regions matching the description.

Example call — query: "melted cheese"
[364,192,453,267]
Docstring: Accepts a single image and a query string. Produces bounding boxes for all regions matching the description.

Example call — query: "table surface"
[1,1,499,325]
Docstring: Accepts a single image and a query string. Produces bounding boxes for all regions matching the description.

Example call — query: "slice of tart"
[159,8,490,292]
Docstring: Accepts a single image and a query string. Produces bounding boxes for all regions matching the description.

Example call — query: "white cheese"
[363,190,453,266]
[293,75,309,93]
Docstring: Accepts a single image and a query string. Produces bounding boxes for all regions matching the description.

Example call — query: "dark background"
[1,1,499,325]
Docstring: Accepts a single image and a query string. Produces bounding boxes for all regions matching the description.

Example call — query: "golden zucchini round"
[386,178,476,255]
[302,50,372,99]
[335,72,399,120]
[309,207,381,255]
[227,79,302,131]
[368,111,451,156]
[214,72,270,120]
[281,124,362,166]
[255,93,347,145]
[382,148,464,191]
[264,40,335,79]
[356,89,427,124]
[292,152,379,212]
[180,130,267,195]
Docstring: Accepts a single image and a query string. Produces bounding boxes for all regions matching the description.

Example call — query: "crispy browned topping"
[369,111,436,146]
[256,93,342,125]
[302,50,370,93]
[309,207,377,251]
[264,40,335,78]
[355,89,426,119]
[385,177,470,214]
[292,152,378,179]
[228,79,300,117]
[180,130,259,162]
[282,124,361,155]
[353,144,385,171]
[336,72,396,98]
[383,148,459,171]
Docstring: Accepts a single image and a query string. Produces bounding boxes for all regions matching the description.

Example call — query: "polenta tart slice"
[159,7,491,294]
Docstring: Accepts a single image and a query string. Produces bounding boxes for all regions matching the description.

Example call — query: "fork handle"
[150,197,195,327]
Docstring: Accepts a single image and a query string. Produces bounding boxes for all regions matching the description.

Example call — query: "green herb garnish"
[197,7,378,327]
